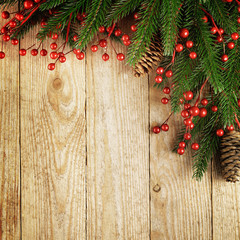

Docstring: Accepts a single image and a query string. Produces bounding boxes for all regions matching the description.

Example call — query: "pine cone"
[220,130,240,182]
[134,34,163,77]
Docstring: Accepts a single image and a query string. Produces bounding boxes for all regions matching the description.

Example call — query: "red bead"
[0,51,5,59]
[73,35,78,41]
[99,39,107,48]
[181,110,189,118]
[177,148,185,155]
[50,52,58,59]
[202,16,208,22]
[102,53,109,61]
[19,49,26,56]
[186,40,193,48]
[3,35,10,42]
[184,133,191,140]
[91,45,98,52]
[24,0,34,9]
[52,33,58,40]
[217,36,223,42]
[73,48,81,54]
[155,75,163,83]
[2,11,10,19]
[123,40,131,46]
[131,25,137,32]
[153,126,160,134]
[184,103,191,109]
[76,52,85,60]
[210,27,217,34]
[9,20,17,28]
[179,141,186,148]
[175,43,183,52]
[11,38,19,45]
[99,26,105,33]
[165,70,173,78]
[1,27,8,34]
[237,17,240,24]
[48,63,55,71]
[221,54,228,62]
[58,52,64,58]
[156,67,164,74]
[122,34,129,41]
[117,53,125,61]
[183,91,193,101]
[201,98,208,106]
[50,42,57,50]
[31,49,38,56]
[40,49,47,56]
[199,108,207,118]
[191,143,199,150]
[189,52,197,59]
[114,29,122,36]
[189,106,199,116]
[134,12,140,19]
[231,32,239,40]
[163,87,170,94]
[161,124,169,131]
[15,13,24,21]
[161,97,169,104]
[59,56,66,63]
[227,125,234,131]
[184,118,192,126]
[211,105,218,112]
[106,26,112,32]
[216,129,224,137]
[190,123,194,130]
[179,98,184,104]
[219,28,224,34]
[34,0,41,2]
[179,28,189,38]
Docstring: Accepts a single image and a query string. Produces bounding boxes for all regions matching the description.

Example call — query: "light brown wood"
[20,28,86,239]
[149,76,212,240]
[0,6,20,240]
[86,42,150,239]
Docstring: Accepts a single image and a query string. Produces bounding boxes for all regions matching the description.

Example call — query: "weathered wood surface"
[0,20,240,240]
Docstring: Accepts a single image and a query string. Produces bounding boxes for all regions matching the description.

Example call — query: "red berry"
[73,48,81,55]
[3,35,10,42]
[9,20,17,28]
[15,13,24,21]
[59,56,66,63]
[153,126,160,134]
[34,0,41,3]
[210,27,217,34]
[191,143,199,150]
[122,34,129,41]
[217,36,223,42]
[114,29,122,36]
[102,53,109,61]
[190,123,194,130]
[237,17,240,24]
[165,70,173,78]
[117,53,125,61]
[163,87,170,94]
[131,25,137,32]
[199,108,207,118]
[48,63,55,71]
[58,52,64,58]
[1,27,8,34]
[99,39,107,48]
[181,110,189,118]
[184,118,192,126]
[52,33,58,40]
[91,45,98,52]
[11,38,19,45]
[211,105,218,112]
[189,52,197,59]
[238,6,240,13]
[19,49,26,56]
[177,148,185,155]
[221,54,228,62]
[179,28,189,38]
[201,98,208,106]
[216,129,224,137]
[183,91,193,101]
[179,98,184,104]
[161,97,169,104]
[238,99,240,107]
[156,67,164,74]
[0,51,5,59]
[186,40,193,48]
[231,32,239,40]
[184,103,191,109]
[31,49,38,56]
[202,16,208,22]
[50,42,57,50]
[184,133,191,140]
[123,40,131,46]
[175,43,183,52]
[134,12,140,19]
[50,52,58,59]
[189,106,200,116]
[76,52,85,60]
[24,0,34,9]
[155,75,163,83]
[179,141,186,148]
[99,26,105,33]
[40,49,47,56]
[2,11,10,19]
[161,124,169,131]
[73,35,78,42]
[219,28,224,34]
[106,26,112,32]
[41,21,47,28]
[227,125,234,131]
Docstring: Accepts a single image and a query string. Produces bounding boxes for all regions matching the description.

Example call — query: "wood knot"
[52,78,63,91]
[153,184,161,193]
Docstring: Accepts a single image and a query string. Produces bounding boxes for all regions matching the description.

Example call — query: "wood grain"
[0,6,20,240]
[20,29,86,239]
[86,42,150,239]
[149,76,212,240]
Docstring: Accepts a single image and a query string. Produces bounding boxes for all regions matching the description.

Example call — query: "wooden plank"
[20,29,86,239]
[150,78,212,240]
[0,6,21,240]
[86,42,150,239]
[212,160,240,240]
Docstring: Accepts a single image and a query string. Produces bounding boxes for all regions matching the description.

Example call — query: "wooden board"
[86,42,150,239]
[149,76,212,240]
[0,6,20,240]
[20,29,86,239]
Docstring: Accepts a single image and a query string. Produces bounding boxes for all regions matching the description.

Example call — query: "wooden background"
[0,9,240,240]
